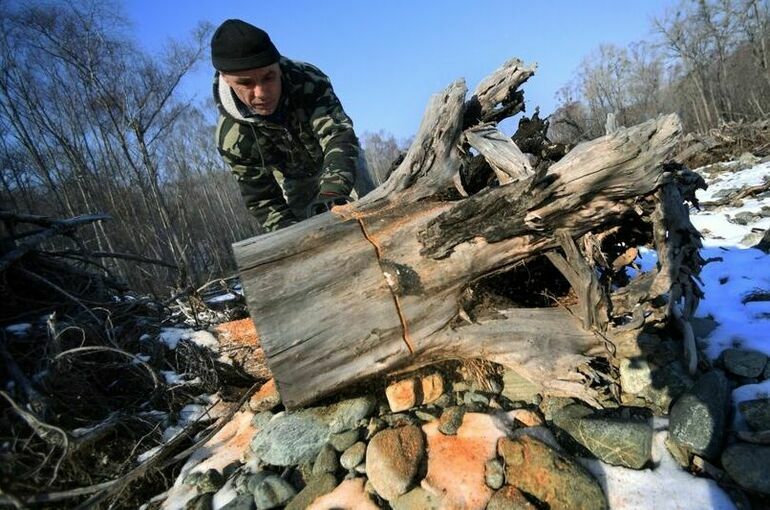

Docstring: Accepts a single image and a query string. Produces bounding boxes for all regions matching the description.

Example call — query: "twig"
[74,382,260,509]
[0,391,69,484]
[18,268,106,324]
[0,213,110,272]
[45,249,178,269]
[54,346,161,392]
[0,481,115,506]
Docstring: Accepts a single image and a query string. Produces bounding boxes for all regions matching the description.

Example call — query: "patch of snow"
[133,354,151,364]
[137,445,162,463]
[158,328,219,350]
[179,404,208,424]
[696,247,770,359]
[581,421,735,510]
[206,292,238,304]
[161,371,185,385]
[4,323,31,335]
[139,333,151,341]
[212,475,238,509]
[690,208,770,248]
[163,426,184,443]
[695,161,770,203]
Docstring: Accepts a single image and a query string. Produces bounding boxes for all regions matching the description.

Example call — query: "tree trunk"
[233,59,703,409]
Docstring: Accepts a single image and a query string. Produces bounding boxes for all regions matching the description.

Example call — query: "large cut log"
[233,59,703,409]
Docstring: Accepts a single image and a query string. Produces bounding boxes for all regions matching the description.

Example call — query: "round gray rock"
[253,475,297,510]
[722,443,770,495]
[668,370,730,461]
[285,473,337,510]
[438,406,465,435]
[312,444,339,475]
[723,349,768,378]
[340,441,367,470]
[250,413,329,466]
[329,429,360,452]
[739,398,770,431]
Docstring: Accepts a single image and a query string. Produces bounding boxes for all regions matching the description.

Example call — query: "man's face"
[221,63,282,116]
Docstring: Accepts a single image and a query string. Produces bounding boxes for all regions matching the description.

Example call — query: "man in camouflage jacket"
[211,19,372,232]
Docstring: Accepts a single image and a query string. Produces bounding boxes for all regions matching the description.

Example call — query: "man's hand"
[305,193,350,217]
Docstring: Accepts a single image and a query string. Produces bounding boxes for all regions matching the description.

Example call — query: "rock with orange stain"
[509,408,544,428]
[498,435,608,510]
[249,378,281,413]
[306,477,380,510]
[421,412,513,510]
[386,378,418,412]
[213,318,271,379]
[420,373,444,404]
[366,425,425,501]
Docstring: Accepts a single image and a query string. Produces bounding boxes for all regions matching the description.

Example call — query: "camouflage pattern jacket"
[214,57,360,231]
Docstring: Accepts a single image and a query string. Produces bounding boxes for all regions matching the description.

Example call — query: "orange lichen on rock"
[214,318,260,346]
[421,412,512,510]
[213,318,272,379]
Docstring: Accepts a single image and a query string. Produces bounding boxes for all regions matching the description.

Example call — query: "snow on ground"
[4,323,31,335]
[205,292,239,304]
[606,157,769,509]
[690,159,770,360]
[157,327,219,350]
[581,419,736,510]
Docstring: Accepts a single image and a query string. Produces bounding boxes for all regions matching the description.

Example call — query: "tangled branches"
[0,210,256,507]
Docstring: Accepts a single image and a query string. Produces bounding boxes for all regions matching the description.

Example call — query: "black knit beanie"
[211,19,280,72]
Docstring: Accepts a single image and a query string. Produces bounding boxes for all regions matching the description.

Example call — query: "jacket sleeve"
[305,69,361,197]
[216,117,297,232]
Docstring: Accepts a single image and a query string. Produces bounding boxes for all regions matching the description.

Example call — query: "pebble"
[414,409,438,422]
[433,393,455,408]
[438,406,465,435]
[220,494,254,510]
[184,469,224,493]
[484,458,505,489]
[340,441,367,470]
[386,378,418,412]
[738,398,770,431]
[391,487,442,509]
[285,473,337,510]
[463,391,490,407]
[723,348,768,378]
[486,486,537,510]
[253,475,297,510]
[312,444,339,475]
[329,429,360,452]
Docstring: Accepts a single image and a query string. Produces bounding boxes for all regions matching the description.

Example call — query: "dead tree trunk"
[233,59,704,409]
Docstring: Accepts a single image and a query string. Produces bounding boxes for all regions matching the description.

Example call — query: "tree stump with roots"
[233,59,705,409]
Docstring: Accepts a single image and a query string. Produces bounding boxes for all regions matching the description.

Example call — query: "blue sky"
[125,0,675,138]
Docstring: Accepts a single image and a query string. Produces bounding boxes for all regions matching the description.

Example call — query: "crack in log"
[354,217,416,354]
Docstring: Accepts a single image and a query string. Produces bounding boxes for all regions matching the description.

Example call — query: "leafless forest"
[1,0,769,295]
[551,0,770,142]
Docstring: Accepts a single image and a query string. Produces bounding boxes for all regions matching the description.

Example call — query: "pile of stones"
[173,347,770,509]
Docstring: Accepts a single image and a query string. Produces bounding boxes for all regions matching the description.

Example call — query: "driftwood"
[233,59,704,409]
